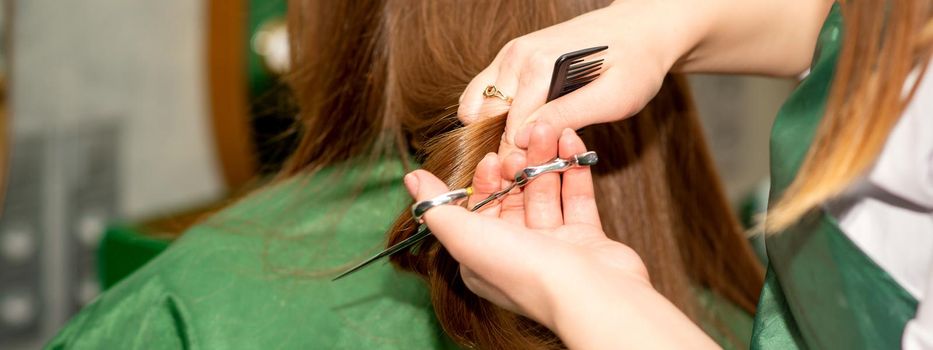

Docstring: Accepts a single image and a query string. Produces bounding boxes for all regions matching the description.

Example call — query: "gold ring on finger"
[483,85,514,104]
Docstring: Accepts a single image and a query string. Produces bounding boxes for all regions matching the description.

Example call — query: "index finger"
[458,66,512,124]
[458,40,515,124]
[501,52,553,145]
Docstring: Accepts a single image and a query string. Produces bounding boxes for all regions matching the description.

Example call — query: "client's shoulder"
[154,157,412,281]
[47,159,456,349]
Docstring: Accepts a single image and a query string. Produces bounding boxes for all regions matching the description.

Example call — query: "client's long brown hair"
[283,0,763,348]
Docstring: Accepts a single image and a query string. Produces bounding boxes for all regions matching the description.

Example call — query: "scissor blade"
[332,224,433,281]
[470,182,518,211]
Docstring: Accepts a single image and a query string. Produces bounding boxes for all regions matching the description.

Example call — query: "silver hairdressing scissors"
[332,151,598,280]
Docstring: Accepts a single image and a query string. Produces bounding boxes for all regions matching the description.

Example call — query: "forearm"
[685,0,834,76]
[548,276,720,350]
[609,0,834,77]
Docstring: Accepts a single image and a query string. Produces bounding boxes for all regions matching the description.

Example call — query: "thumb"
[403,170,478,244]
[403,170,505,265]
[403,169,453,203]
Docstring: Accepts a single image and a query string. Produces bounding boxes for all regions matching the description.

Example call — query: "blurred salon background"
[0,1,792,348]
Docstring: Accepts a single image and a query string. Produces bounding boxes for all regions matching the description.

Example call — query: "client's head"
[283,1,763,349]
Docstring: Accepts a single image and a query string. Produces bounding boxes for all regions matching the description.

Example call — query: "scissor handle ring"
[411,187,472,224]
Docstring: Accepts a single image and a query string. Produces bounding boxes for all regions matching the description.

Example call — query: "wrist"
[545,269,720,349]
[537,254,652,337]
[548,273,653,341]
[604,0,716,74]
[672,0,833,75]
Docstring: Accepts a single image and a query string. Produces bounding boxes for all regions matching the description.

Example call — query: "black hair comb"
[546,46,608,102]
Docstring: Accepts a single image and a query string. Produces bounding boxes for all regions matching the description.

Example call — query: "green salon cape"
[751,5,919,349]
[46,161,459,349]
[47,155,753,349]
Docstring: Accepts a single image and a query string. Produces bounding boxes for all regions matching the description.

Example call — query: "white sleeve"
[897,60,933,350]
[904,267,933,349]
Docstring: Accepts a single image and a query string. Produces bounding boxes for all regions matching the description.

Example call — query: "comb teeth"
[565,63,602,82]
[546,46,608,102]
[566,69,601,85]
[561,75,600,94]
[567,59,603,75]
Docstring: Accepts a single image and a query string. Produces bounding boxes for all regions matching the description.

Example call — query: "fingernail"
[515,123,534,148]
[403,172,420,197]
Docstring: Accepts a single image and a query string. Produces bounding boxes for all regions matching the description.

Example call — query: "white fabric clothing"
[825,63,933,349]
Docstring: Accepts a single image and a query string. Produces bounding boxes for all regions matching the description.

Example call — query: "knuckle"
[517,71,537,90]
[506,38,529,57]
[500,39,516,54]
[518,51,550,80]
[529,51,553,73]
[501,38,532,71]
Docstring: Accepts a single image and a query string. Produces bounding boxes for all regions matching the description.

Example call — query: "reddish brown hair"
[284,1,763,348]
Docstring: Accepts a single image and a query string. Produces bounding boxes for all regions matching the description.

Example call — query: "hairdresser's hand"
[459,0,833,148]
[458,0,677,149]
[405,125,647,321]
[404,125,717,349]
